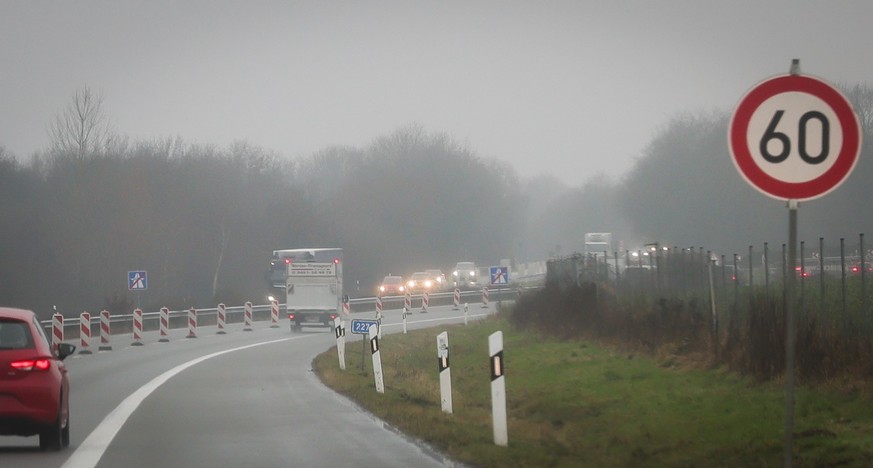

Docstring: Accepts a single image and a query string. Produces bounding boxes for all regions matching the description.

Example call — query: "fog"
[2,2,873,317]
[3,1,873,186]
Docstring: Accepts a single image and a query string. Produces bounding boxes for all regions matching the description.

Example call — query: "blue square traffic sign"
[490,266,510,285]
[128,271,147,290]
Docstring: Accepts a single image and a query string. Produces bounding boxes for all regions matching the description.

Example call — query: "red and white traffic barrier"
[132,308,144,346]
[99,310,112,351]
[453,288,461,310]
[404,291,411,312]
[482,286,490,308]
[216,303,227,334]
[159,307,170,342]
[376,295,383,316]
[187,307,198,338]
[244,302,253,331]
[270,300,280,328]
[52,313,63,352]
[421,291,429,313]
[343,301,350,317]
[79,311,92,354]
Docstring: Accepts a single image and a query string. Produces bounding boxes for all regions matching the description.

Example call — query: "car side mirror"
[57,342,77,360]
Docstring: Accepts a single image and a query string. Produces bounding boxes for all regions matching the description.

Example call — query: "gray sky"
[2,1,871,185]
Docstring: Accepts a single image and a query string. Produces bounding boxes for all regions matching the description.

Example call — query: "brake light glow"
[10,359,51,371]
[284,258,292,265]
[329,314,338,320]
[288,313,296,320]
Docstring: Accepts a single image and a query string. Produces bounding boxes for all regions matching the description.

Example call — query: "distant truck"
[452,261,479,289]
[277,248,344,332]
[584,232,614,257]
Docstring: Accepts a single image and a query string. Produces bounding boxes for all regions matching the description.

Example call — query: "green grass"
[313,315,873,467]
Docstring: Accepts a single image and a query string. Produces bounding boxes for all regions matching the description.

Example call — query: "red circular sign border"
[729,74,861,201]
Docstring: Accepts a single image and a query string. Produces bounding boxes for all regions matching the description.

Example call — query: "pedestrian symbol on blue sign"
[490,266,509,285]
[128,271,147,290]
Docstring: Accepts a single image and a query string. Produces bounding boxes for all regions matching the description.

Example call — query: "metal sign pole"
[785,199,798,467]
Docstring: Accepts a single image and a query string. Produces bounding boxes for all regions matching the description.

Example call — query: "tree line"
[2,84,872,319]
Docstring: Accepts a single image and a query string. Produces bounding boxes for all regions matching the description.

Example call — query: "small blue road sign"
[128,271,148,290]
[351,319,379,335]
[490,266,510,285]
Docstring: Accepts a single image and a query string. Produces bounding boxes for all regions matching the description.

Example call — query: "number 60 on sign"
[729,74,861,201]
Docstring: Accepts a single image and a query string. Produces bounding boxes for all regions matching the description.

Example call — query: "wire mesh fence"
[544,234,872,379]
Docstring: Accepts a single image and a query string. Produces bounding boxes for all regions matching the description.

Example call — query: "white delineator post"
[334,316,346,371]
[187,307,198,338]
[369,325,384,394]
[99,310,112,351]
[159,307,170,342]
[216,303,226,335]
[453,288,460,310]
[489,331,508,447]
[464,303,469,325]
[437,331,453,414]
[270,300,280,328]
[79,311,92,354]
[131,308,144,346]
[482,286,490,308]
[52,313,63,353]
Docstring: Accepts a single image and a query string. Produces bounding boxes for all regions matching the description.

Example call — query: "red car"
[0,307,76,450]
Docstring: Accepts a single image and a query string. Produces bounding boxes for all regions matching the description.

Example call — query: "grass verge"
[313,313,873,467]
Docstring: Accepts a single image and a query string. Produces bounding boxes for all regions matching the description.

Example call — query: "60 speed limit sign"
[729,74,862,201]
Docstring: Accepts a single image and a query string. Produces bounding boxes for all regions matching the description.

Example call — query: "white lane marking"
[62,336,298,468]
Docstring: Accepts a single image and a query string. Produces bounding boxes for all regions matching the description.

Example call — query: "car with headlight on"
[452,262,479,289]
[425,269,448,291]
[378,275,406,297]
[406,271,437,294]
[1,307,76,450]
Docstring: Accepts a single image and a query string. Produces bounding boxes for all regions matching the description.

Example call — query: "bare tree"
[48,85,114,159]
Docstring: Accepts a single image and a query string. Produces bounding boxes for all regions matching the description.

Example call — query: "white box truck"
[278,248,344,332]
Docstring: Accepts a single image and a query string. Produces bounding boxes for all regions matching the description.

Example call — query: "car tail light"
[10,359,52,372]
[329,314,337,320]
[288,313,296,320]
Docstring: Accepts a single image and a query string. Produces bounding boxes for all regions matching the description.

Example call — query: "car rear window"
[0,320,34,350]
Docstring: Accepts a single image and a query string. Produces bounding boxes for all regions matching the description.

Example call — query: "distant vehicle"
[424,269,448,291]
[0,307,76,450]
[452,262,479,289]
[584,232,614,257]
[279,248,344,332]
[406,271,436,293]
[379,275,405,296]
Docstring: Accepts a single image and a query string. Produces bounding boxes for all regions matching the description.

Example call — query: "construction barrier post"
[99,310,112,351]
[187,307,198,338]
[421,291,430,313]
[270,300,280,328]
[216,303,227,334]
[51,313,63,353]
[244,302,253,331]
[79,311,92,354]
[159,307,170,342]
[131,308,144,346]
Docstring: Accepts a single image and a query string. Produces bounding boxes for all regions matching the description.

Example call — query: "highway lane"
[1,303,494,467]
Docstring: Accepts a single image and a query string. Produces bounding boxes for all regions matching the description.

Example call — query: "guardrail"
[40,287,526,339]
